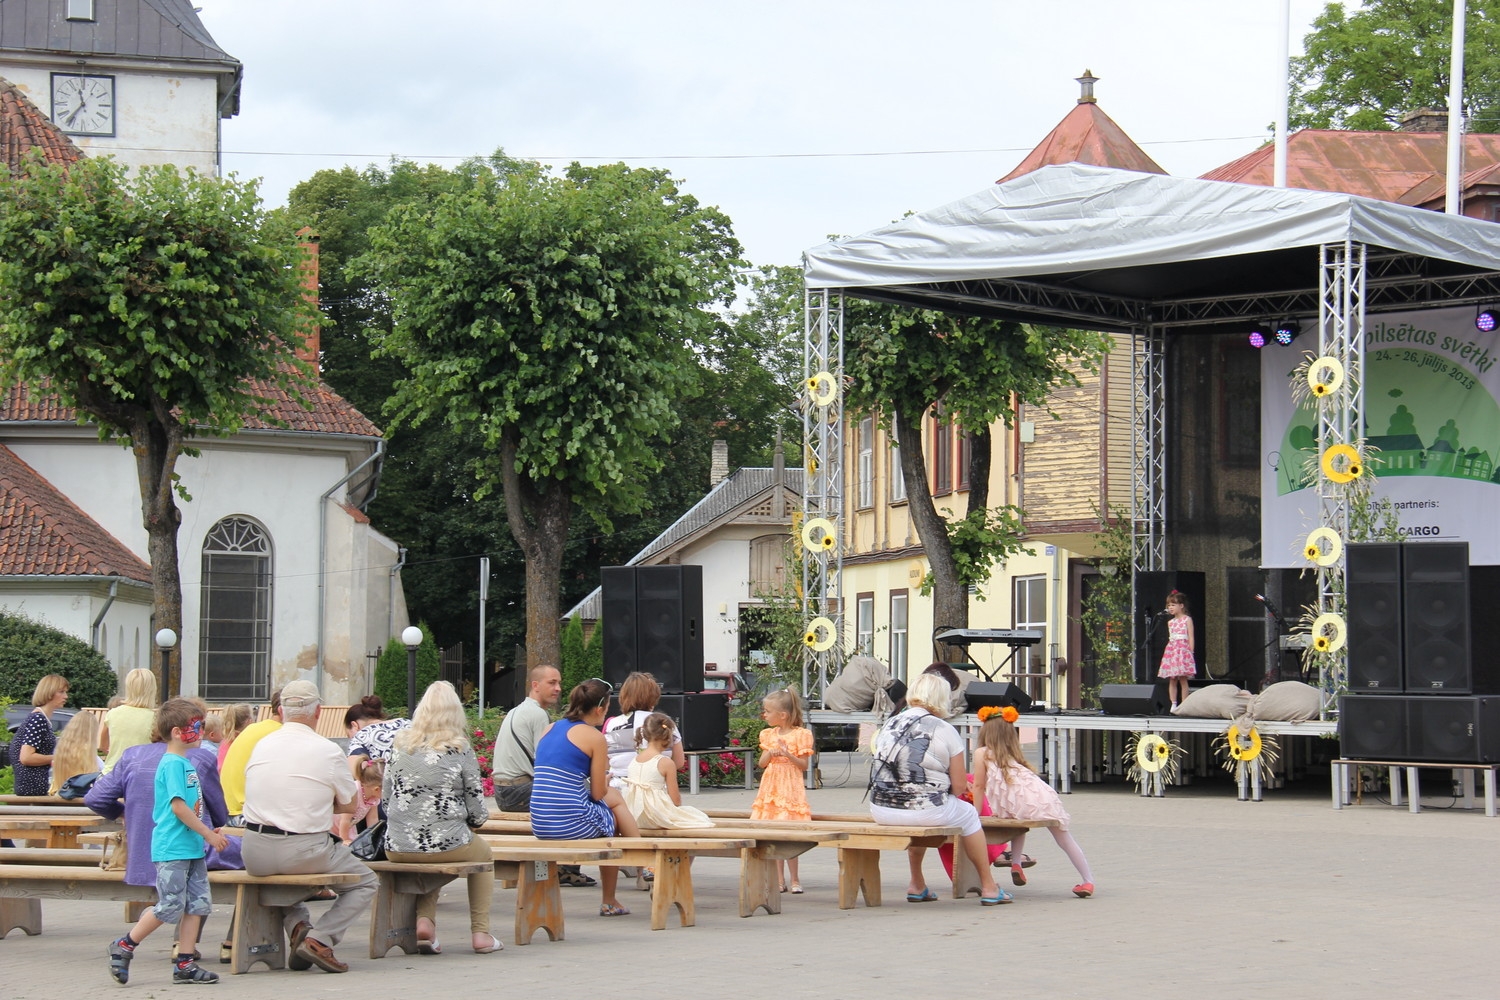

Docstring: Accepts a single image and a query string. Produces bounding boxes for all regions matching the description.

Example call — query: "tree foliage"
[0,610,121,709]
[1290,1,1500,132]
[844,300,1109,634]
[357,157,743,668]
[0,155,315,694]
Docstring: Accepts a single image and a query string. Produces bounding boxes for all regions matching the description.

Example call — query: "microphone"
[1155,609,1172,618]
[1254,593,1281,616]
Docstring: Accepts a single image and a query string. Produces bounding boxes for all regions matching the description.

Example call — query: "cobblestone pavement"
[5,757,1498,999]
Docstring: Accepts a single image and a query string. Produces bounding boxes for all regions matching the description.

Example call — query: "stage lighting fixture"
[1274,320,1300,346]
[1477,307,1499,333]
[1248,325,1269,349]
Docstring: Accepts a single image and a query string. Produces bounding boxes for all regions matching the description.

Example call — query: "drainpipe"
[90,578,121,653]
[317,439,387,687]
[388,545,408,639]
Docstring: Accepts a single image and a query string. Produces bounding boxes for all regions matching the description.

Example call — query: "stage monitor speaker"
[1338,695,1408,760]
[964,682,1033,715]
[655,692,728,750]
[1403,542,1472,692]
[1132,571,1206,684]
[1099,683,1169,716]
[1346,543,1404,692]
[1407,695,1500,763]
[601,566,639,687]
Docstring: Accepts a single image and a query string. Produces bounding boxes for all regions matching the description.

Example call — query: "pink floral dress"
[1158,615,1196,678]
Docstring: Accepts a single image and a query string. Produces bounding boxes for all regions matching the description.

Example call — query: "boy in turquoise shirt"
[107,698,230,986]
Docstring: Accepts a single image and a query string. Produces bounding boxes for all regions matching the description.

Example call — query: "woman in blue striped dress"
[531,678,641,916]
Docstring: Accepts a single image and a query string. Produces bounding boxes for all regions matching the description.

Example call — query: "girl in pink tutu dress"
[971,705,1095,898]
[1158,589,1196,712]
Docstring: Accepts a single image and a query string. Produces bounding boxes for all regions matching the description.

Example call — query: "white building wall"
[0,584,154,683]
[7,433,392,699]
[2,62,222,174]
[674,525,782,676]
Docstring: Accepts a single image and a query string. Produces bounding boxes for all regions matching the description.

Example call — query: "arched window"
[198,517,273,700]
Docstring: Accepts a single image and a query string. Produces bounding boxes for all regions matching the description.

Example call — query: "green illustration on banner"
[1278,347,1500,495]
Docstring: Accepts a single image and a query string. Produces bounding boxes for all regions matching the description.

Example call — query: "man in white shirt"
[241,679,378,974]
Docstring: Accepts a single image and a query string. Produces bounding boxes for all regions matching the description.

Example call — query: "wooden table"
[0,816,102,849]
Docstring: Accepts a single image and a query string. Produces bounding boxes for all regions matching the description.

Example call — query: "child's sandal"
[1010,863,1027,887]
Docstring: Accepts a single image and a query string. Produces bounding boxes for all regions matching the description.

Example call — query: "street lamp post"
[402,625,423,712]
[154,628,177,704]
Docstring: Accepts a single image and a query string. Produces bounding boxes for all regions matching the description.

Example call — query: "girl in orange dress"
[751,687,813,893]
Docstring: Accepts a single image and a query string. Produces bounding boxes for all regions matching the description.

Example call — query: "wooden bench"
[0,847,102,865]
[364,845,623,955]
[0,864,361,974]
[0,815,107,849]
[480,817,845,920]
[706,809,1059,905]
[483,834,752,931]
[1332,758,1499,816]
[0,795,89,808]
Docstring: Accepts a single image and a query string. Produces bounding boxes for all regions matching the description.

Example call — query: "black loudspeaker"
[1403,542,1472,692]
[601,567,639,686]
[636,565,704,692]
[1099,683,1169,716]
[655,693,729,750]
[601,565,705,691]
[1339,695,1407,759]
[1132,571,1206,683]
[964,682,1033,714]
[1408,696,1500,763]
[1346,543,1404,692]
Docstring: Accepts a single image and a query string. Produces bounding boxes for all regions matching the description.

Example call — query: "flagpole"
[1274,0,1290,187]
[1446,0,1466,214]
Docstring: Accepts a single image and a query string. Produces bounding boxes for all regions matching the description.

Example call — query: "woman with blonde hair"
[214,704,255,772]
[100,668,158,773]
[49,710,103,796]
[869,671,1009,905]
[9,674,69,796]
[383,681,498,954]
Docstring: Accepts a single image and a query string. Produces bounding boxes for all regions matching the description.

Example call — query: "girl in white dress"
[621,714,712,829]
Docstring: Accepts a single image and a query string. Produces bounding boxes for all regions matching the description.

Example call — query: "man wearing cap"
[241,679,377,974]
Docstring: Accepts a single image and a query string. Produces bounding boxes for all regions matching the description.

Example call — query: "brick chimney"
[295,226,321,373]
[710,439,729,487]
[1398,108,1449,133]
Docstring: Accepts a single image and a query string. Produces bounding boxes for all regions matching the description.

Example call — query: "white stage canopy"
[802,163,1500,334]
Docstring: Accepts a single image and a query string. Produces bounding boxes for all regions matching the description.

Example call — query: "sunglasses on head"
[586,678,613,706]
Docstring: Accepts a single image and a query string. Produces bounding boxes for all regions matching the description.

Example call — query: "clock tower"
[0,0,240,174]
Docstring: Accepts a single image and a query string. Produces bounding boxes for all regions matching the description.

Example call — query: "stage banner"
[1262,305,1500,567]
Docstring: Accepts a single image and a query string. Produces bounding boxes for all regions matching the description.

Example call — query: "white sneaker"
[1169,703,1181,714]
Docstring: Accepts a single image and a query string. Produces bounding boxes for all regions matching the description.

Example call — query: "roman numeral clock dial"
[50,73,115,136]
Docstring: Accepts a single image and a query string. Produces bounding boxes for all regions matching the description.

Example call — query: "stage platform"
[809,709,1338,802]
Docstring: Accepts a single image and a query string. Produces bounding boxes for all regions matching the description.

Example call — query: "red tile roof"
[0,444,151,582]
[1200,129,1500,211]
[1,375,381,439]
[0,77,82,173]
[999,100,1166,183]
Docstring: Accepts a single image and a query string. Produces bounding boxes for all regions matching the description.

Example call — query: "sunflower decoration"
[1125,732,1182,792]
[1320,443,1364,484]
[1214,722,1280,784]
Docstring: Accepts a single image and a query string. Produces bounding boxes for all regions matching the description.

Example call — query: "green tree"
[0,156,314,695]
[844,302,1109,636]
[0,610,120,708]
[559,614,589,696]
[358,158,742,669]
[1290,1,1500,132]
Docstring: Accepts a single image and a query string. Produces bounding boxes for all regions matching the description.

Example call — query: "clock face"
[51,73,115,136]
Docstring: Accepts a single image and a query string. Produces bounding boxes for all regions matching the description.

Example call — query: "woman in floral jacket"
[382,681,499,955]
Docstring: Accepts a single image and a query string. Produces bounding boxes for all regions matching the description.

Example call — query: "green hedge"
[0,610,119,708]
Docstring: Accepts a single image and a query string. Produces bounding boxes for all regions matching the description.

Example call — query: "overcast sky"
[206,1,1331,268]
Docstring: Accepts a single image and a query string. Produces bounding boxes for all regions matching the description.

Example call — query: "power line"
[221,134,1271,164]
